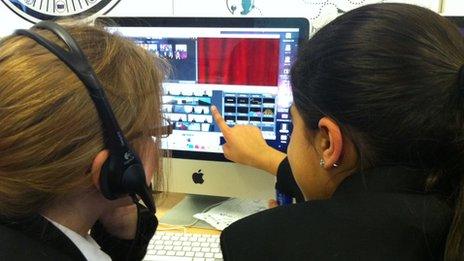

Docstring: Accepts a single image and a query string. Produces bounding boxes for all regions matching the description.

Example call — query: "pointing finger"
[211,105,231,139]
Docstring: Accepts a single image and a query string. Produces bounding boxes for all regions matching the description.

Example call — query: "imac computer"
[99,17,310,200]
[446,16,464,34]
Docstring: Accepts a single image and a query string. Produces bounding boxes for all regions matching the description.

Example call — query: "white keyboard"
[143,231,223,261]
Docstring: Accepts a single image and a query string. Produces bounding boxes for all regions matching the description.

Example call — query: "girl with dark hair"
[213,3,464,260]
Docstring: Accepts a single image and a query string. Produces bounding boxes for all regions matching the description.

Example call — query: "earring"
[320,159,340,168]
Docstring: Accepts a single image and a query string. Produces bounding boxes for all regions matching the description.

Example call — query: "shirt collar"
[45,217,111,261]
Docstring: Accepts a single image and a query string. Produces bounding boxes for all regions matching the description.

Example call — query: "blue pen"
[276,189,293,206]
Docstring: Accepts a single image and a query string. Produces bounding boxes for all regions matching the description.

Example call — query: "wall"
[442,0,464,15]
[0,0,456,37]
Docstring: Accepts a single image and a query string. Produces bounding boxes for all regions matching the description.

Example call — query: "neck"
[41,190,106,237]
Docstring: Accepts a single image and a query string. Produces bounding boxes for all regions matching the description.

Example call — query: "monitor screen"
[100,17,309,161]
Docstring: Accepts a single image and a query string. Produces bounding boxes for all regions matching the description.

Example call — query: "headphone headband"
[15,21,127,151]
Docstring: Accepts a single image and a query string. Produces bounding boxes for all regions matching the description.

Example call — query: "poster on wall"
[0,0,173,36]
[0,0,442,36]
[173,0,441,31]
[1,0,121,22]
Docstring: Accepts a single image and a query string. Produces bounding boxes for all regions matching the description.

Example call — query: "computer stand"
[159,194,230,229]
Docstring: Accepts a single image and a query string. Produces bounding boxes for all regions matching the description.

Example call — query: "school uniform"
[0,205,156,261]
[221,158,452,260]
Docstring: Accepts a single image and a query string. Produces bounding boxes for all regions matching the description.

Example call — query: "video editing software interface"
[110,25,301,154]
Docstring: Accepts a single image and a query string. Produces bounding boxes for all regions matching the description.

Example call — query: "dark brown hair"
[291,3,464,259]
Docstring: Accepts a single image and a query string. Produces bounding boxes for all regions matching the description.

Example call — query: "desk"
[155,192,221,235]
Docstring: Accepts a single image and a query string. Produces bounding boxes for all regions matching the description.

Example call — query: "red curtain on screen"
[197,38,279,86]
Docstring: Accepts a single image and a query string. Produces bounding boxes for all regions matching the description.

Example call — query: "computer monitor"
[99,17,310,199]
[446,16,464,34]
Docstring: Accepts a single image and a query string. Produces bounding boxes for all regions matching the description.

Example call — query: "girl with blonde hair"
[0,21,167,260]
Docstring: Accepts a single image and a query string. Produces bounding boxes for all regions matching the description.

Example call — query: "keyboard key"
[154,245,163,250]
[205,253,214,258]
[173,241,182,246]
[186,251,195,257]
[201,242,209,247]
[215,253,223,259]
[211,247,220,253]
[192,242,201,247]
[192,246,201,252]
[173,246,182,251]
[201,247,210,253]
[166,250,176,256]
[195,252,204,257]
[163,245,173,251]
[193,258,205,261]
[182,246,192,251]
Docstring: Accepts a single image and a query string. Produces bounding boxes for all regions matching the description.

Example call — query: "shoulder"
[220,192,451,261]
[0,223,75,261]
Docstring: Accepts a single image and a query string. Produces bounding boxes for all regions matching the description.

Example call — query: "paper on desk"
[193,198,268,230]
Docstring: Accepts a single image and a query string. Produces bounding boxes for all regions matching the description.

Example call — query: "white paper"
[194,198,268,230]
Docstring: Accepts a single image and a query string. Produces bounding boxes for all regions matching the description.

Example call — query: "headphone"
[14,21,155,213]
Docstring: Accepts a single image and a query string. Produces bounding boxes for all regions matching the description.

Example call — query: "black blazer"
[0,205,156,261]
[221,158,452,260]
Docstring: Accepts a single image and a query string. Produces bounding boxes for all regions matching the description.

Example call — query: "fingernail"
[211,105,216,111]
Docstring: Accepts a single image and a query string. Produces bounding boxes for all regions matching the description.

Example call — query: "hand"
[211,106,286,175]
[98,198,138,240]
[268,199,278,208]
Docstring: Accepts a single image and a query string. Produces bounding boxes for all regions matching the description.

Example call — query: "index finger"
[211,105,231,139]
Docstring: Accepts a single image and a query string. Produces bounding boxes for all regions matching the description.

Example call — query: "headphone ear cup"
[121,164,146,191]
[99,155,121,200]
[98,152,155,212]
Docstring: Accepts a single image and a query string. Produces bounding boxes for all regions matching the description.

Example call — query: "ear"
[317,117,343,169]
[90,150,110,191]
